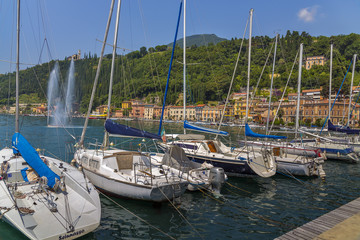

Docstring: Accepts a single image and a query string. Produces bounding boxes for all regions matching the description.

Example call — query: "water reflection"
[0,116,359,239]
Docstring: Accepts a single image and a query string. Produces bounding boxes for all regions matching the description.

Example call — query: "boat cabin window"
[81,156,89,165]
[89,158,100,169]
[176,143,197,150]
[207,141,217,153]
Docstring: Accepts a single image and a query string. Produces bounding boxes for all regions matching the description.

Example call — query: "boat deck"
[275,197,360,240]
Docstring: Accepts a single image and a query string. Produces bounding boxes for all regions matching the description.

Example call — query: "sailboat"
[0,1,101,239]
[328,53,359,135]
[325,53,360,154]
[160,8,276,178]
[74,0,188,202]
[297,49,359,163]
[244,42,326,178]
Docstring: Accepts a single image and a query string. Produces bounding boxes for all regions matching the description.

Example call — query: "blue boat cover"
[319,146,353,155]
[21,167,29,182]
[183,120,229,136]
[12,133,60,188]
[105,119,161,140]
[245,123,287,139]
[328,120,360,134]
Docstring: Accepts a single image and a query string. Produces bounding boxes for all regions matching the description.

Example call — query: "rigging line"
[6,0,16,144]
[348,55,360,120]
[38,0,47,39]
[19,30,65,134]
[119,53,127,99]
[0,59,36,65]
[253,12,265,49]
[215,16,249,140]
[45,38,54,63]
[24,1,40,54]
[137,0,162,94]
[36,1,41,50]
[269,49,299,134]
[98,190,176,240]
[63,189,74,230]
[190,0,228,102]
[37,191,72,230]
[157,186,205,240]
[278,35,290,74]
[125,54,136,100]
[249,39,275,108]
[41,1,58,59]
[236,37,274,137]
[37,38,47,64]
[320,59,353,134]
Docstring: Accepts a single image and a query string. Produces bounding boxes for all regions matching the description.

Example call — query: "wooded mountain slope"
[0,31,359,112]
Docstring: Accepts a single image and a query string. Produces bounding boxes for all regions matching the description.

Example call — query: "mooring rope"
[196,187,294,229]
[97,190,176,240]
[225,182,251,194]
[157,186,204,240]
[0,205,15,220]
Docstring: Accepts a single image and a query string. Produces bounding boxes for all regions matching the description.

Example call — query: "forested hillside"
[0,31,359,113]
[167,34,227,48]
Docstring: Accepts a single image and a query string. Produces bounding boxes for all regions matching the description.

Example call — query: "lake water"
[0,115,359,239]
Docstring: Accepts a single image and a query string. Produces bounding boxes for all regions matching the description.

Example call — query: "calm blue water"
[0,115,359,240]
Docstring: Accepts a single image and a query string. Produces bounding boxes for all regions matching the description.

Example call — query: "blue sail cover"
[12,133,60,188]
[245,123,287,139]
[183,120,229,136]
[105,119,161,140]
[328,120,360,134]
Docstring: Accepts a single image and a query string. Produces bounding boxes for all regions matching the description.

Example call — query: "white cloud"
[297,6,319,23]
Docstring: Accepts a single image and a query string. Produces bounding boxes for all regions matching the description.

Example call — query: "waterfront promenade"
[276,197,360,240]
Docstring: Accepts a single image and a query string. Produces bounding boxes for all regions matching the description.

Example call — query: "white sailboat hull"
[75,149,188,202]
[82,167,187,202]
[275,156,325,177]
[0,148,101,240]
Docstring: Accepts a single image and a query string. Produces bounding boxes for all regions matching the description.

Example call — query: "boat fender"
[70,159,76,166]
[337,151,340,158]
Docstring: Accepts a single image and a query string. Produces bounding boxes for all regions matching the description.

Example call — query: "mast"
[266,34,278,135]
[328,44,333,123]
[15,0,20,133]
[104,0,122,148]
[157,1,183,135]
[79,0,115,146]
[245,8,253,124]
[295,43,303,136]
[348,54,357,126]
[183,0,186,134]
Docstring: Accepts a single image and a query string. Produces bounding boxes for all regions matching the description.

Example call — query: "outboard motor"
[209,167,225,194]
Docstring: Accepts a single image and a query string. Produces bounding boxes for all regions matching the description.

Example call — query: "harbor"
[0,0,359,239]
[1,116,359,239]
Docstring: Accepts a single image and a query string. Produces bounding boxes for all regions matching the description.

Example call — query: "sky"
[0,0,359,74]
